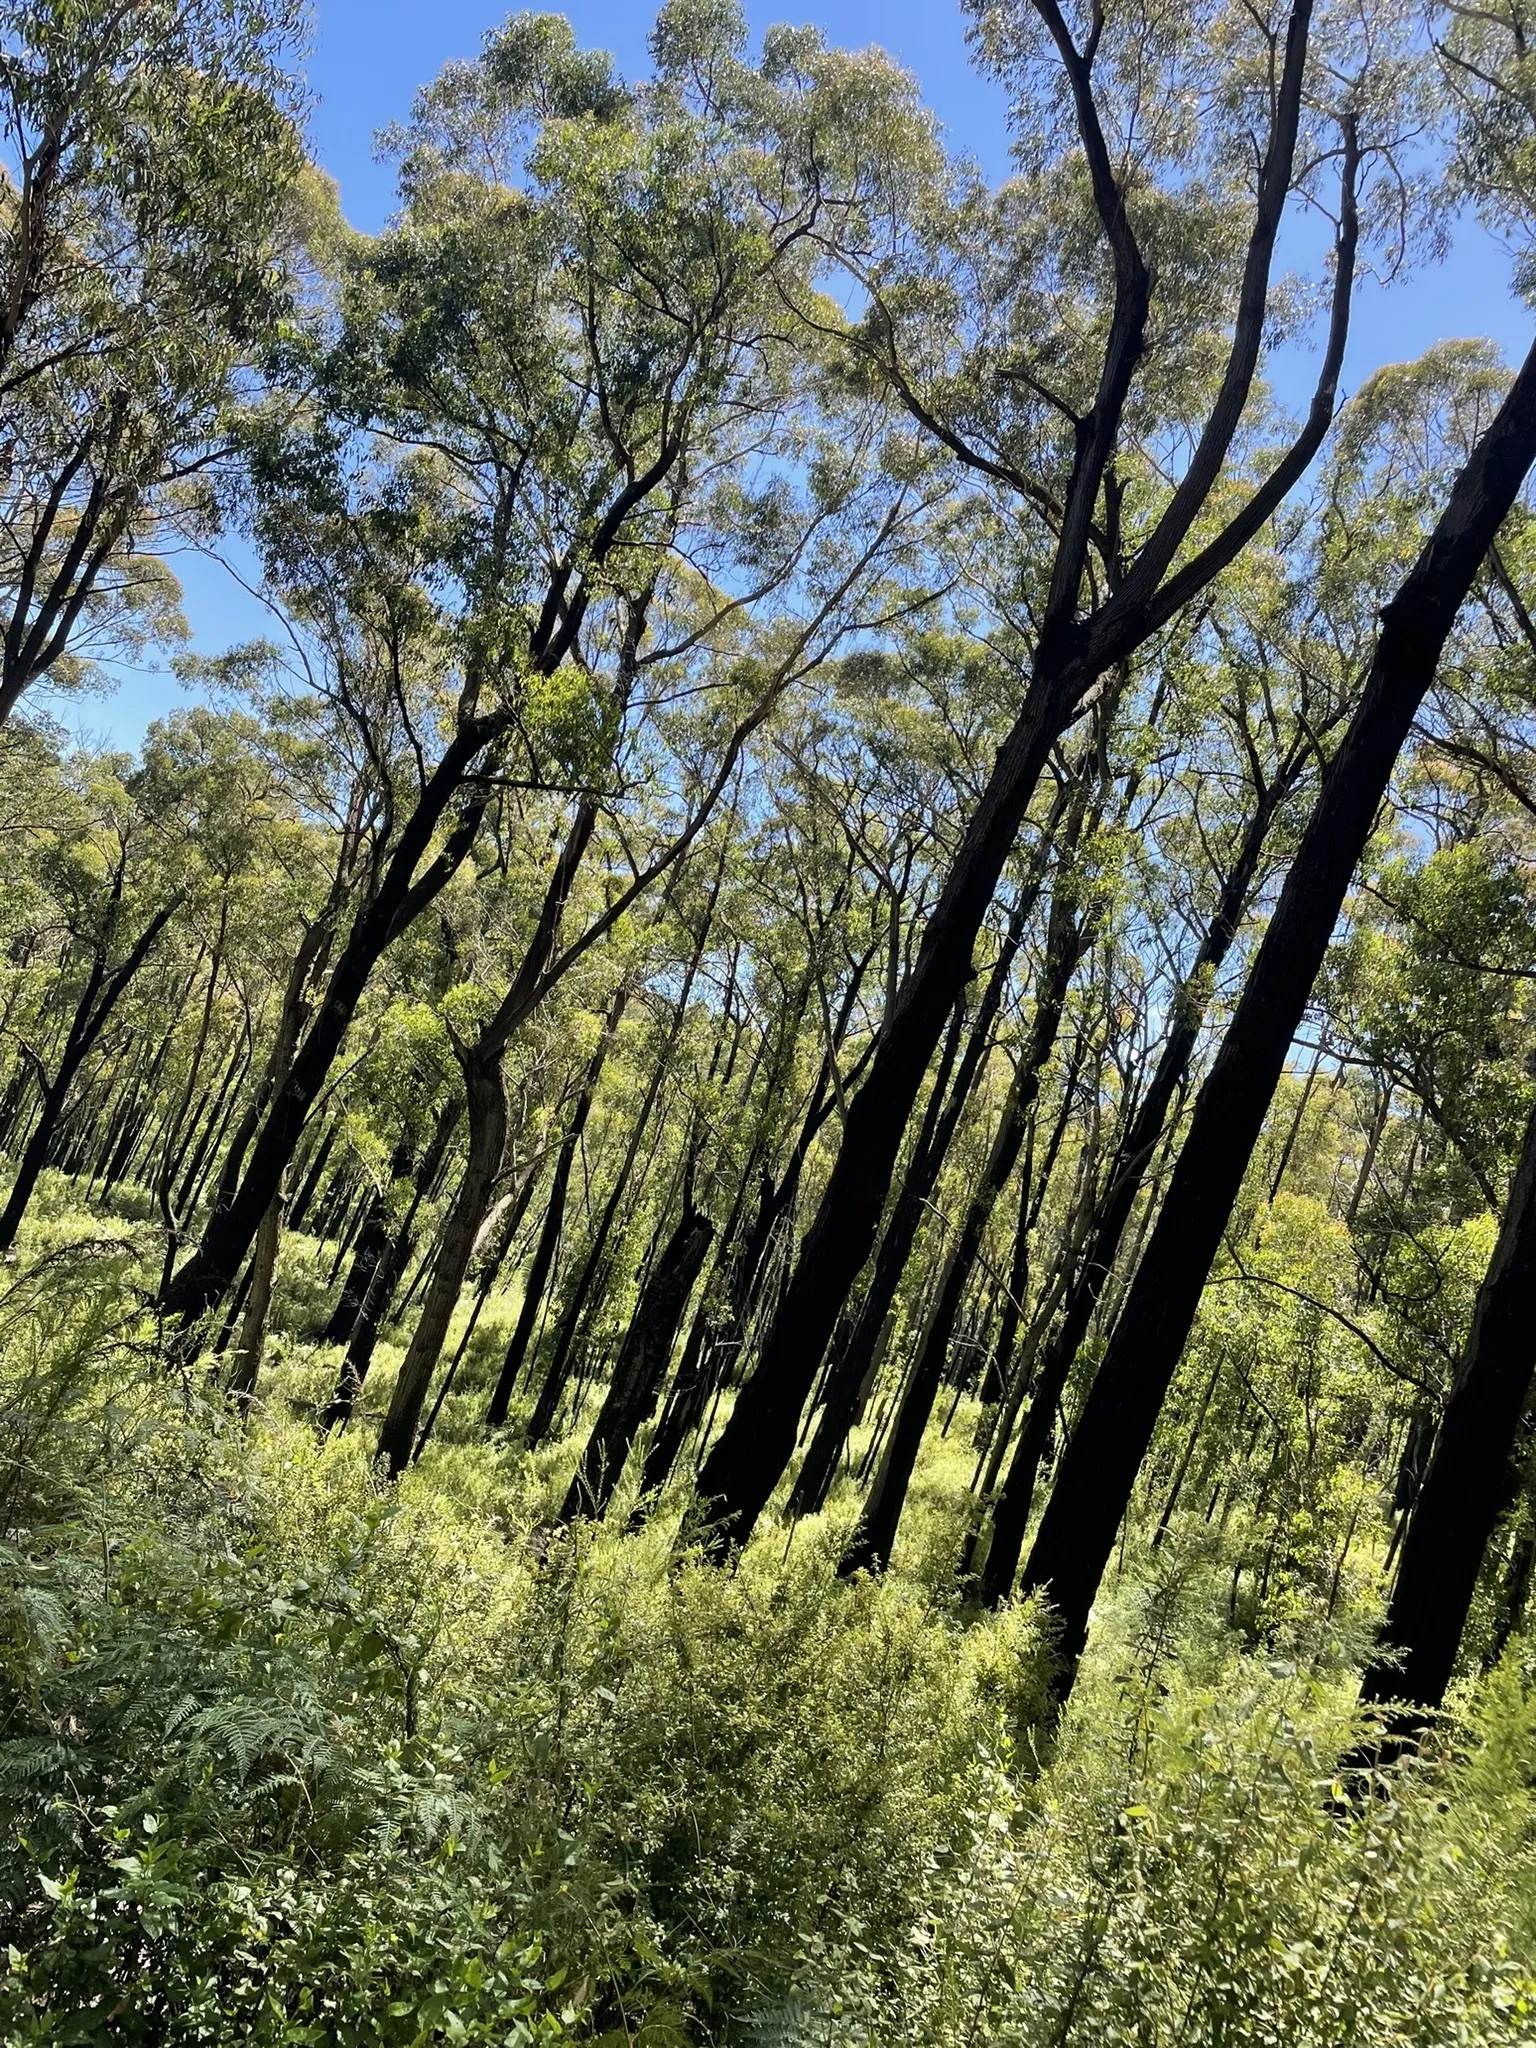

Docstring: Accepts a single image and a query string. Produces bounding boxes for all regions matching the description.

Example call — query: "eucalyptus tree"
[977,535,1354,1599]
[372,401,930,1471]
[697,0,1419,1546]
[1019,338,1536,1706]
[0,748,197,1249]
[1358,1089,1536,1731]
[837,684,1124,1576]
[160,3,942,1336]
[0,0,307,727]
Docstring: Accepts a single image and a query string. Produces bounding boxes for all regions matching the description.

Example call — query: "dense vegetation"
[6,0,1536,2037]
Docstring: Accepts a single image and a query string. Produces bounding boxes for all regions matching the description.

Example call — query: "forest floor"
[3,1171,1536,2045]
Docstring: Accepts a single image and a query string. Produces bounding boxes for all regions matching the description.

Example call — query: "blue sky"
[76,0,1535,749]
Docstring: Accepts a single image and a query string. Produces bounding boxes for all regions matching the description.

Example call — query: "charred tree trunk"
[324,1137,413,1345]
[1018,340,1536,1701]
[1358,1098,1536,1729]
[319,1102,461,1430]
[373,799,602,1473]
[520,854,730,1446]
[979,784,1282,1604]
[691,25,1345,1553]
[557,1194,715,1524]
[376,1054,508,1475]
[790,879,1040,1520]
[160,724,495,1325]
[226,1186,286,1408]
[0,885,178,1254]
[837,866,1089,1577]
[485,983,629,1427]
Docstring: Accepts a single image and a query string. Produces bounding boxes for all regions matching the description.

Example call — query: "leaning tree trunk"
[979,786,1282,1605]
[0,890,178,1254]
[373,798,605,1473]
[557,1195,715,1524]
[319,1102,461,1430]
[1017,337,1536,1705]
[226,1186,286,1408]
[837,868,1089,1577]
[790,877,1041,1519]
[376,1053,508,1476]
[160,726,495,1326]
[1358,1096,1536,1731]
[521,856,730,1446]
[324,1137,412,1345]
[485,983,629,1427]
[691,40,1352,1555]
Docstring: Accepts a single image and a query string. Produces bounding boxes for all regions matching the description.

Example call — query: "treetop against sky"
[59,0,1536,752]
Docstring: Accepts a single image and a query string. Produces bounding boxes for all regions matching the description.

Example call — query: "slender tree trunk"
[324,1137,413,1344]
[226,1187,286,1407]
[375,1057,507,1475]
[1358,1098,1536,1728]
[520,844,732,1445]
[524,1076,670,1446]
[1018,341,1536,1700]
[978,790,1281,1603]
[160,726,494,1325]
[0,891,178,1253]
[173,1035,252,1220]
[319,1103,461,1429]
[485,984,628,1426]
[632,1299,720,1508]
[837,869,1088,1576]
[789,877,1045,1519]
[691,660,1093,1546]
[558,1195,714,1524]
[288,1118,339,1234]
[407,1167,539,1463]
[371,794,610,1472]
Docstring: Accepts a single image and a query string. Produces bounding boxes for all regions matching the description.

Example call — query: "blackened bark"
[485,984,628,1427]
[1019,338,1536,1696]
[838,867,1088,1577]
[558,1198,714,1523]
[160,724,496,1325]
[1359,1098,1536,1723]
[790,882,1038,1519]
[226,1187,286,1408]
[372,796,606,1473]
[980,787,1281,1604]
[376,1054,508,1475]
[524,1082,668,1445]
[324,1137,412,1345]
[521,883,725,1445]
[319,1102,460,1430]
[691,669,1089,1546]
[692,1,1340,1554]
[632,1300,719,1506]
[287,1118,339,1234]
[0,889,177,1253]
[711,943,881,1370]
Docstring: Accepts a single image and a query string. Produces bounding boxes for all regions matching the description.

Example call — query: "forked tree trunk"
[691,25,1348,1551]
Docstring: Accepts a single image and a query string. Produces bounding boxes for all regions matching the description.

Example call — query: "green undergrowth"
[1,1241,1534,2044]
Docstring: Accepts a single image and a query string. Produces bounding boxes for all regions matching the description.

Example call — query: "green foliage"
[0,1278,1531,2044]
